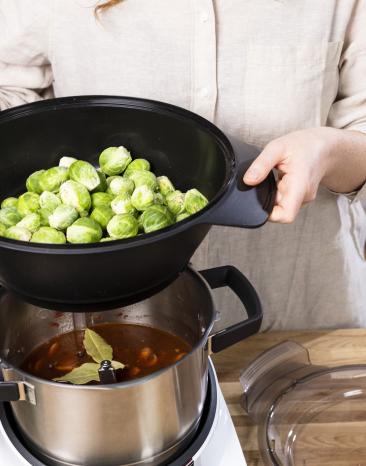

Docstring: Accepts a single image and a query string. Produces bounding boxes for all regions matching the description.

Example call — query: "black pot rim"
[0,95,236,254]
[0,266,216,390]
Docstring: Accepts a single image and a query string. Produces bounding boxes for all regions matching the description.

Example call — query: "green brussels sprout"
[1,197,18,209]
[131,185,155,211]
[5,226,32,242]
[99,146,132,176]
[17,213,41,233]
[39,167,69,193]
[26,169,46,194]
[111,193,136,215]
[39,191,62,212]
[184,189,209,214]
[59,180,91,215]
[140,205,174,234]
[107,214,138,239]
[90,206,114,229]
[91,192,114,209]
[69,160,100,191]
[17,193,40,217]
[92,171,108,193]
[31,227,66,244]
[0,223,7,236]
[59,156,78,168]
[0,207,22,227]
[176,211,191,222]
[106,176,135,196]
[49,205,79,231]
[124,158,151,177]
[154,192,166,205]
[66,217,103,244]
[128,170,157,190]
[165,190,185,215]
[157,176,175,197]
[39,208,52,226]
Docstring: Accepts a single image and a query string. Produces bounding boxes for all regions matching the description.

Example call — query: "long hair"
[95,0,123,15]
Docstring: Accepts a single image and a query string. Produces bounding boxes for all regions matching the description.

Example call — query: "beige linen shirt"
[1,0,366,330]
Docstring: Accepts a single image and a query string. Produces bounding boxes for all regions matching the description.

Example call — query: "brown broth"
[20,323,192,383]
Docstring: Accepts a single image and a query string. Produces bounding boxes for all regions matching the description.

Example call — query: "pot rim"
[0,266,216,390]
[0,95,236,254]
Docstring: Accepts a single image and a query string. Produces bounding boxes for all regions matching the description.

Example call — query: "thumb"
[244,141,283,185]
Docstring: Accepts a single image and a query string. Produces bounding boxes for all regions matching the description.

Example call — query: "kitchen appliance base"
[0,360,246,466]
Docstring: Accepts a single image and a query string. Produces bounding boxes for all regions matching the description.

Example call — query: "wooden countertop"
[212,330,366,466]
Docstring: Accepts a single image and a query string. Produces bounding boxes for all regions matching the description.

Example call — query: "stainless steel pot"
[0,265,262,466]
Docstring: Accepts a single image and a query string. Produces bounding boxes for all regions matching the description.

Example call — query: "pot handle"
[0,382,20,401]
[199,265,262,353]
[200,138,276,228]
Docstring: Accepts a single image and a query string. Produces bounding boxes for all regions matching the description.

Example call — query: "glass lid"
[240,341,366,466]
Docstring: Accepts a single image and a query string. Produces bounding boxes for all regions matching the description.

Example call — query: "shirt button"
[200,87,209,97]
[201,12,208,22]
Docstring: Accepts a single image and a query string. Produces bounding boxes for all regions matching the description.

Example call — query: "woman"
[1,0,366,329]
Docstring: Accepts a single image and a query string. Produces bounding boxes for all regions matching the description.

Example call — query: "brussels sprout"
[107,214,138,239]
[184,189,209,214]
[59,156,78,168]
[0,208,22,227]
[59,180,91,215]
[90,206,114,229]
[17,213,41,233]
[69,160,100,191]
[39,191,62,212]
[17,193,40,217]
[31,227,66,244]
[5,226,32,242]
[157,176,175,197]
[1,197,18,209]
[131,185,155,211]
[49,205,79,231]
[106,176,134,196]
[176,211,191,222]
[66,218,103,244]
[124,158,151,177]
[140,205,174,233]
[128,170,157,190]
[39,167,69,193]
[165,190,185,215]
[92,171,108,193]
[26,169,46,194]
[111,194,136,215]
[154,192,166,205]
[39,208,52,226]
[0,223,7,236]
[99,146,132,176]
[100,237,116,242]
[91,192,114,209]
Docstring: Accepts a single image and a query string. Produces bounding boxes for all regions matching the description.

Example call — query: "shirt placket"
[191,0,217,122]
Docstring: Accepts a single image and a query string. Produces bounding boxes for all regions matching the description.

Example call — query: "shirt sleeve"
[0,0,53,111]
[326,1,366,202]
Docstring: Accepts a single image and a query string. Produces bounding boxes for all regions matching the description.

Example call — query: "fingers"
[244,141,284,186]
[269,174,306,223]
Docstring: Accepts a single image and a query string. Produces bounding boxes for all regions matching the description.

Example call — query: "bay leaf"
[83,328,113,363]
[111,360,125,370]
[53,363,100,385]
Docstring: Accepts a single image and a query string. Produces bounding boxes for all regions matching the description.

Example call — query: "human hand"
[243,127,339,223]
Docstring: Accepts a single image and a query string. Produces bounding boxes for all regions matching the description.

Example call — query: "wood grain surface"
[212,330,366,466]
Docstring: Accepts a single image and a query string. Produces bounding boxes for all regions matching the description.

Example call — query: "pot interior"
[0,97,232,204]
[0,268,214,372]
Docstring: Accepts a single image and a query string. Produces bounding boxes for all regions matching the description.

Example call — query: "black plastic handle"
[0,381,20,401]
[202,137,276,228]
[199,265,263,353]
